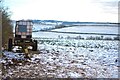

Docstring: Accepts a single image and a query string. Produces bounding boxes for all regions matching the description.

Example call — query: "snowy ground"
[52,26,118,34]
[0,39,119,78]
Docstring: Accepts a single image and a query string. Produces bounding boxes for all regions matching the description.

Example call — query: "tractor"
[8,20,37,52]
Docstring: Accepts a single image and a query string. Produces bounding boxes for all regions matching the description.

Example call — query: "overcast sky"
[4,0,118,22]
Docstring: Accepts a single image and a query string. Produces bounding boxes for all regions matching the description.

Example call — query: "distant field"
[52,26,118,34]
[32,24,119,39]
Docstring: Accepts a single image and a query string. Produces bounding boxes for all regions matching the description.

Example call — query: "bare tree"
[0,0,13,49]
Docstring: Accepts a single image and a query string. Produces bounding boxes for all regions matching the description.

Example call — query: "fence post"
[0,10,2,79]
[118,1,120,78]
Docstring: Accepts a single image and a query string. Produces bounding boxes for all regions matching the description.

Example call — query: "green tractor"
[8,20,37,52]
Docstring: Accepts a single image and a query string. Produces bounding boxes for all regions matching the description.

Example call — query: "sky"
[4,0,118,22]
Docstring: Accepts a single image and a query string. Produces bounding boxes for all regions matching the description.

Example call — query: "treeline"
[58,35,120,41]
[0,0,13,48]
[33,24,65,32]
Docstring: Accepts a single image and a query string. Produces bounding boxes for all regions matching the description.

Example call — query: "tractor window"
[18,25,27,32]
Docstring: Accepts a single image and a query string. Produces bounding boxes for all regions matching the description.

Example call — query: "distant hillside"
[12,20,118,26]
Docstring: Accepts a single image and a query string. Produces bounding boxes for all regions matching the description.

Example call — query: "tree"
[0,0,13,48]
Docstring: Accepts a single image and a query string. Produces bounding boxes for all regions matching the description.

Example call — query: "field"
[0,23,119,78]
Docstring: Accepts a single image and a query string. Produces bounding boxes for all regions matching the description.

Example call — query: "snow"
[2,51,25,60]
[1,23,119,78]
[32,25,118,39]
[52,26,118,34]
[33,24,55,31]
[0,39,114,78]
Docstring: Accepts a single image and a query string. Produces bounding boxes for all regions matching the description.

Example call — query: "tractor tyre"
[32,40,37,51]
[8,38,13,51]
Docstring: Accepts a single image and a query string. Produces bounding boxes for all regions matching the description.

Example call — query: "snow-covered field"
[32,25,118,39]
[0,39,119,78]
[36,39,119,78]
[1,23,119,78]
[52,26,118,34]
[33,24,56,31]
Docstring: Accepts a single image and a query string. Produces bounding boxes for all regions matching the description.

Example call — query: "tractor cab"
[8,20,37,52]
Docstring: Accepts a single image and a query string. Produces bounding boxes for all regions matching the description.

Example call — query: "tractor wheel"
[32,40,37,51]
[8,38,13,51]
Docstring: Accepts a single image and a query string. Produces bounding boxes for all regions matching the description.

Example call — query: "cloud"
[103,1,118,7]
[5,0,118,22]
[92,0,118,14]
[92,1,118,8]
